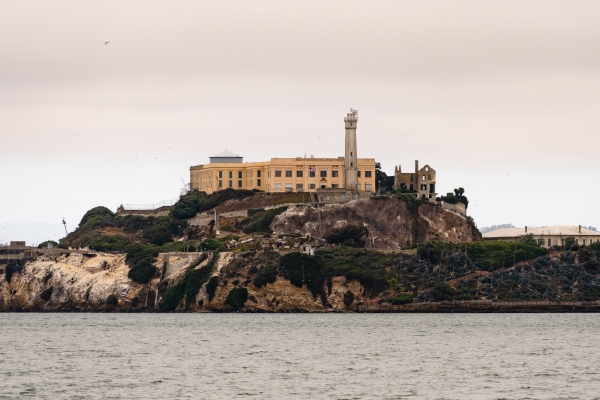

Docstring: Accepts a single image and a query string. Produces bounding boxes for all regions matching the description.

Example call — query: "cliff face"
[271,198,479,249]
[0,251,363,312]
[0,253,147,311]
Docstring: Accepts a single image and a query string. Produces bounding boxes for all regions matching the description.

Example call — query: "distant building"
[483,225,600,248]
[190,110,376,195]
[393,161,437,201]
[0,241,38,272]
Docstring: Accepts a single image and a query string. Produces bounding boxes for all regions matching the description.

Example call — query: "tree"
[563,236,577,250]
[375,163,394,192]
[519,234,539,247]
[441,187,469,209]
[324,224,369,248]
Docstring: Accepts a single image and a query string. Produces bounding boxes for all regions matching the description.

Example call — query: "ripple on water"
[1,314,600,399]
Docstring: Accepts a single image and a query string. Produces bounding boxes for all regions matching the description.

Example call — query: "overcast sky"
[1,0,599,244]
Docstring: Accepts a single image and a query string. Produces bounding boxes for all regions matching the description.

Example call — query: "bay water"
[1,313,599,399]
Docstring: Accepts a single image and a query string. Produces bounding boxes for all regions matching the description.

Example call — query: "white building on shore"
[483,225,600,248]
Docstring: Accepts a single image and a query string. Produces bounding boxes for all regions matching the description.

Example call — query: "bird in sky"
[104,41,110,45]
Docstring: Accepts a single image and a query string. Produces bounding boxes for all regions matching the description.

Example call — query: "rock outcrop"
[271,197,479,249]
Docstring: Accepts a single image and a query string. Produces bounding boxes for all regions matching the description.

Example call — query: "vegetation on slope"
[59,206,187,249]
[242,207,288,234]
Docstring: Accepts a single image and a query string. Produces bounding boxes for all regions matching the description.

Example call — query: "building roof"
[210,149,241,158]
[483,225,600,238]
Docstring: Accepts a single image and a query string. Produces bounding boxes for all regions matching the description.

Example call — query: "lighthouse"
[344,108,359,190]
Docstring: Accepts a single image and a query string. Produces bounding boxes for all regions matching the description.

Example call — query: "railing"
[121,199,179,211]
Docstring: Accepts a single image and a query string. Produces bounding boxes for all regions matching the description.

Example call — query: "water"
[1,314,599,399]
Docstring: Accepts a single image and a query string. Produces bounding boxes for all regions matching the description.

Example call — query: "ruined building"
[393,161,437,201]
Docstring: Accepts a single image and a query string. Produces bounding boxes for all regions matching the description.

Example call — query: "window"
[219,171,223,179]
[548,239,551,247]
[275,171,282,177]
[229,180,232,188]
[365,171,372,178]
[410,174,414,182]
[357,184,361,189]
[420,184,427,190]
[219,180,223,187]
[357,171,361,177]
[257,179,261,186]
[257,171,261,178]
[229,171,232,179]
[409,184,413,190]
[309,170,315,177]
[285,183,293,191]
[275,183,282,189]
[422,175,425,181]
[320,171,327,178]
[238,171,242,179]
[365,184,372,190]
[332,170,338,177]
[285,170,292,177]
[296,183,303,190]
[332,184,339,188]
[340,193,346,200]
[238,180,242,188]
[309,184,316,189]
[296,171,303,178]
[320,185,327,188]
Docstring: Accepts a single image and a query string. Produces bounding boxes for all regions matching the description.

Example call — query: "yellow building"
[190,156,376,194]
[190,110,376,194]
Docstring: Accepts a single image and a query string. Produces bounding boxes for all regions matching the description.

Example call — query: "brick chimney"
[525,226,527,233]
[579,225,581,233]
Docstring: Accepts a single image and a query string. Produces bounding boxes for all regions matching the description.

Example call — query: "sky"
[1,0,599,245]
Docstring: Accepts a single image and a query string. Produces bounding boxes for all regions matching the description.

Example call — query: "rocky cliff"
[0,251,365,312]
[271,197,479,249]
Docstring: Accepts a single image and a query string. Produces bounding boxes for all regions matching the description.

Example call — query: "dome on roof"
[211,149,241,158]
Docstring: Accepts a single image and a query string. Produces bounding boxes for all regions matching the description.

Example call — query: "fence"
[121,199,179,211]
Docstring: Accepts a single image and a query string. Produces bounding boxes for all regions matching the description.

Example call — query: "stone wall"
[440,201,466,216]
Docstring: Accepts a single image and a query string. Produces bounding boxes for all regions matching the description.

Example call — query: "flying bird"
[104,41,110,45]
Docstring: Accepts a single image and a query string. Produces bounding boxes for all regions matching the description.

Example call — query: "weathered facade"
[393,160,437,201]
[190,110,376,195]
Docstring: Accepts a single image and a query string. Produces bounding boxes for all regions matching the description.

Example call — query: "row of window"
[219,179,262,188]
[272,183,372,190]
[273,170,372,178]
[217,171,261,179]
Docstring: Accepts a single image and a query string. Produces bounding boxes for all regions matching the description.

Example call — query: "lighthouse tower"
[344,108,359,190]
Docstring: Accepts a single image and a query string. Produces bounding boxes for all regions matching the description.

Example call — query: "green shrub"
[324,224,368,248]
[253,265,278,288]
[128,259,157,284]
[89,234,131,252]
[80,206,115,226]
[184,267,213,306]
[206,276,219,302]
[171,190,206,220]
[224,287,248,309]
[430,283,454,301]
[391,292,414,305]
[143,224,173,246]
[40,287,53,301]
[243,207,288,234]
[106,294,118,305]
[159,281,186,311]
[279,252,324,289]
